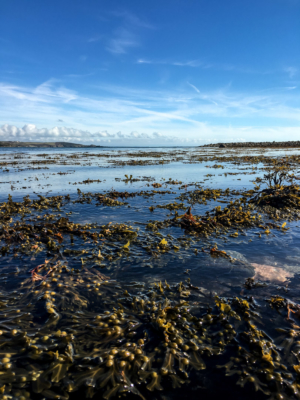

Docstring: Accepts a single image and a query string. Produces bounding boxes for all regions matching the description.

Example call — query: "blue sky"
[0,0,299,145]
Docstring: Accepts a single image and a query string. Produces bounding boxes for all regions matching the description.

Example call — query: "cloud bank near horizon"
[1,123,300,146]
[0,124,177,145]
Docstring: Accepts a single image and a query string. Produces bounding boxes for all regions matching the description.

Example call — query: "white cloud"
[0,124,176,144]
[96,130,115,137]
[110,10,155,30]
[136,59,269,74]
[137,59,204,67]
[106,28,138,54]
[105,10,154,55]
[87,36,103,43]
[172,60,204,67]
[285,67,298,78]
[187,82,200,93]
[0,124,95,142]
[137,59,152,64]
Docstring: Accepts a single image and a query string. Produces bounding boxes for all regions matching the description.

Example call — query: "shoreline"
[200,141,300,148]
[0,141,103,148]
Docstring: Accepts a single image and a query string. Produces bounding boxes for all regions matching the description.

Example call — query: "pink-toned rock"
[251,263,294,283]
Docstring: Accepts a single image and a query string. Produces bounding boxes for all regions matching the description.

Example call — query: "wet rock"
[252,263,294,283]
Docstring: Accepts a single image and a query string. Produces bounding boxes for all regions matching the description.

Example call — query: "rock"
[219,144,226,148]
[252,263,294,283]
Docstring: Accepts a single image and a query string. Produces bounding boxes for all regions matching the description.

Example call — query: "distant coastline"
[200,141,300,148]
[0,141,103,148]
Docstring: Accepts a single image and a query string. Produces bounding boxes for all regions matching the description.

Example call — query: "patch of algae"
[0,261,300,400]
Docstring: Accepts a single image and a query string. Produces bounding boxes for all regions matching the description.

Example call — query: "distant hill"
[0,141,103,148]
[199,141,300,148]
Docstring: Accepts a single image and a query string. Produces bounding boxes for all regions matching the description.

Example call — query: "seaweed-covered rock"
[250,185,300,210]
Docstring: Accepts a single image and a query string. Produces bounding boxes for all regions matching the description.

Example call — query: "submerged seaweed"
[1,264,300,400]
[1,150,300,400]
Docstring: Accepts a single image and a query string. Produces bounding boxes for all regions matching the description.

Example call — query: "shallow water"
[1,147,300,400]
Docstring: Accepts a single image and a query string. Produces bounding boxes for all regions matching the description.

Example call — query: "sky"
[0,0,299,146]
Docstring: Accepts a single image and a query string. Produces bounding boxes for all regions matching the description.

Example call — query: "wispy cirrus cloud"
[1,79,300,144]
[137,58,273,75]
[103,10,154,55]
[285,66,298,78]
[187,82,200,93]
[0,80,77,104]
[87,35,103,43]
[110,10,155,30]
[106,28,139,54]
[137,59,205,67]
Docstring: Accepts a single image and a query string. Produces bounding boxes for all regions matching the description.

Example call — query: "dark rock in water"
[219,144,226,148]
